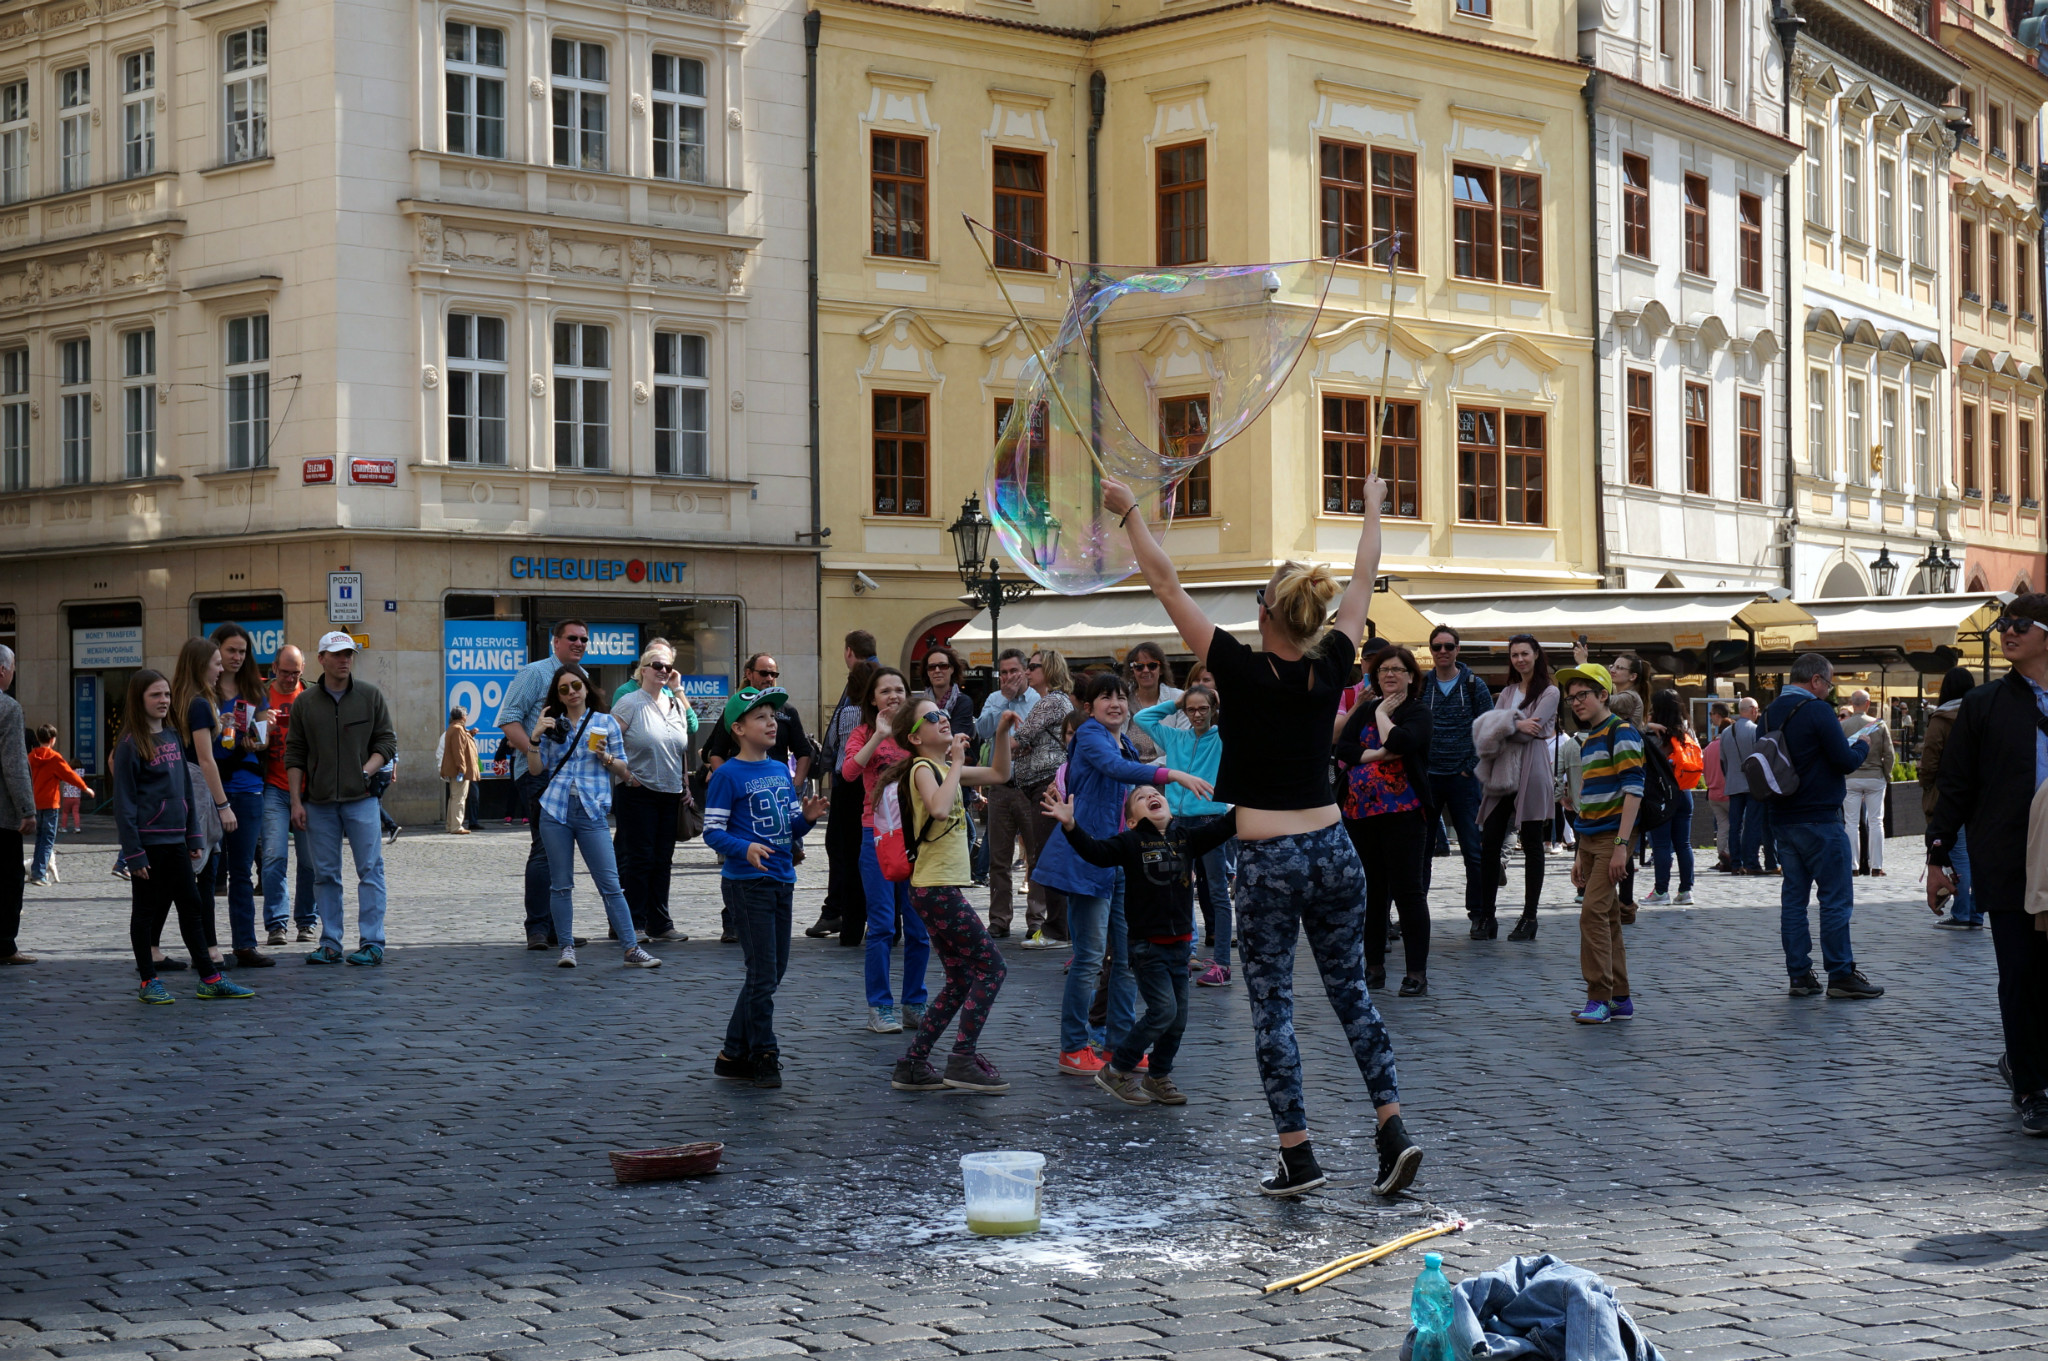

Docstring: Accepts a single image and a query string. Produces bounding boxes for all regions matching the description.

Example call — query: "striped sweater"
[1573,714,1645,837]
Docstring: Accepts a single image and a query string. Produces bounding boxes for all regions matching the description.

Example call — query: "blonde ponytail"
[1261,561,1342,651]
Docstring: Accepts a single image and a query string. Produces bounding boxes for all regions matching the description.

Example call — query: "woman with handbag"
[614,646,694,943]
[841,666,930,1032]
[1336,646,1435,997]
[1473,634,1559,941]
[529,666,661,970]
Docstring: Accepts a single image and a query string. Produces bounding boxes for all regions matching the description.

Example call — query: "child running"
[888,697,1020,1095]
[1046,785,1235,1106]
[112,670,254,1003]
[705,687,828,1089]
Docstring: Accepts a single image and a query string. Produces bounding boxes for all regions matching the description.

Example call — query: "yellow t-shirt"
[908,758,972,888]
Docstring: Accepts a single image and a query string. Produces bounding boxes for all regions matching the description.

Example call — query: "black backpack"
[1635,734,1679,832]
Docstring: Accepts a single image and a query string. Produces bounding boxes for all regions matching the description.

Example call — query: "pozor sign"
[508,555,688,583]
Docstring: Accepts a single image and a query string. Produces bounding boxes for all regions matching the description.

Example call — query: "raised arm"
[1100,477,1218,658]
[1328,473,1386,645]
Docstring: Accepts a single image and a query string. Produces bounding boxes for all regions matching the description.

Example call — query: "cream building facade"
[813,0,1600,672]
[0,0,816,816]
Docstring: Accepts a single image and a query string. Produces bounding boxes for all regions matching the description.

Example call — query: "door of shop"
[67,602,146,801]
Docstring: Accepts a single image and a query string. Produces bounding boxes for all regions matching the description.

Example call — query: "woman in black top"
[1104,471,1420,1201]
[1335,646,1434,997]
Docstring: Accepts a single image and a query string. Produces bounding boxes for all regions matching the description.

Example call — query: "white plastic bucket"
[960,1150,1044,1236]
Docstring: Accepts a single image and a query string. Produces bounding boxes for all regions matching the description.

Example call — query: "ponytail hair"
[1261,560,1343,652]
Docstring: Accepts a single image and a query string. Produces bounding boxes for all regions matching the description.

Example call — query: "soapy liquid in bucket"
[961,1151,1044,1237]
[966,1209,1041,1237]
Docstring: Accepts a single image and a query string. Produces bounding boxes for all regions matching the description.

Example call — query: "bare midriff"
[1235,804,1341,842]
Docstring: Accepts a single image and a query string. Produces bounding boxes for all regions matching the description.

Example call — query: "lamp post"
[948,493,1034,668]
[1871,544,1899,596]
[1938,544,1961,594]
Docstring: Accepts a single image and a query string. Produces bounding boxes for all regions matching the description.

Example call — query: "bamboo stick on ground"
[1263,1219,1466,1295]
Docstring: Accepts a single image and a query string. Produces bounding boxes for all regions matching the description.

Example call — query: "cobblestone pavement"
[4,818,2047,1361]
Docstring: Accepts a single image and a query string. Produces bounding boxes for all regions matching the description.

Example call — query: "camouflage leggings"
[1235,822,1401,1133]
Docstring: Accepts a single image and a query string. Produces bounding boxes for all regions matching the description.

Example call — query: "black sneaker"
[1372,1114,1423,1197]
[1259,1143,1327,1198]
[714,1052,751,1079]
[1827,970,1884,1000]
[2020,1094,2048,1137]
[526,938,550,950]
[752,1051,783,1089]
[1788,971,1823,997]
[803,916,840,939]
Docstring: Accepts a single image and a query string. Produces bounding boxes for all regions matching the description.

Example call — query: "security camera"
[854,571,880,594]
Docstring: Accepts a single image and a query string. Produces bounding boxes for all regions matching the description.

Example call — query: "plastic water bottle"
[1409,1252,1456,1361]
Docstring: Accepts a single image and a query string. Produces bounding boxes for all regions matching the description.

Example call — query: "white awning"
[1404,589,1817,652]
[1799,595,2005,651]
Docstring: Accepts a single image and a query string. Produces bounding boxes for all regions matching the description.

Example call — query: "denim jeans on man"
[261,784,316,930]
[1950,828,1982,923]
[538,797,639,949]
[1648,789,1694,895]
[724,875,794,1059]
[1180,811,1235,967]
[1775,821,1856,980]
[1112,937,1192,1075]
[305,795,388,954]
[1425,771,1484,909]
[1059,872,1139,1055]
[28,808,58,881]
[208,787,265,951]
[1729,791,1777,873]
[517,769,554,942]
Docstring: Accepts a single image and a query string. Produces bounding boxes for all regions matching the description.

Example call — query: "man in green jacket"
[287,632,398,966]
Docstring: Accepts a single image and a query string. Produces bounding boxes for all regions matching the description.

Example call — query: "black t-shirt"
[1206,624,1351,811]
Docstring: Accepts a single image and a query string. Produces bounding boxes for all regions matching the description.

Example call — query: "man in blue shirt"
[495,619,590,949]
[974,649,1039,939]
[1418,626,1490,919]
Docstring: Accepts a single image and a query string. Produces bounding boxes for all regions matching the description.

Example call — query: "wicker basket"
[609,1141,724,1183]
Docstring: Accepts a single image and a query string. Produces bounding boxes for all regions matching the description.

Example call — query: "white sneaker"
[1640,892,1671,906]
[1020,931,1058,951]
[867,1005,903,1033]
[623,946,661,968]
[1673,891,1694,905]
[46,862,59,883]
[557,947,577,968]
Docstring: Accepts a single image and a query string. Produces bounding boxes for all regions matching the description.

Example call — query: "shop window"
[1322,394,1417,518]
[445,23,507,159]
[552,321,610,469]
[60,337,91,484]
[59,66,91,192]
[654,331,709,477]
[550,38,608,171]
[1683,172,1708,274]
[871,134,926,260]
[1160,395,1210,517]
[1684,382,1709,494]
[993,148,1047,271]
[122,51,155,178]
[1156,142,1207,266]
[652,54,705,183]
[872,392,927,515]
[122,329,156,480]
[1626,370,1653,488]
[223,26,268,164]
[226,314,270,469]
[447,313,508,465]
[1739,392,1763,502]
[1,348,26,491]
[1622,153,1650,259]
[0,81,26,204]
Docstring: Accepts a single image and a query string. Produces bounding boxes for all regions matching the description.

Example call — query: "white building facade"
[0,0,816,818]
[1583,0,1801,592]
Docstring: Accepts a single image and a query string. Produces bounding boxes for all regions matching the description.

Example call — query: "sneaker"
[1640,892,1671,906]
[1196,963,1232,987]
[526,937,552,950]
[137,979,174,1005]
[1608,995,1635,1021]
[1020,931,1058,950]
[557,947,577,968]
[942,1052,1011,1093]
[867,1005,903,1034]
[2020,1094,2048,1137]
[622,947,662,968]
[196,977,256,1000]
[345,944,383,967]
[1673,891,1694,905]
[1140,1073,1187,1105]
[1094,1066,1153,1106]
[650,929,689,942]
[1372,1115,1423,1196]
[1788,971,1823,997]
[901,1003,926,1029]
[155,955,188,972]
[1574,890,1584,904]
[1259,1144,1327,1198]
[296,925,316,942]
[752,1051,782,1089]
[1933,914,1974,930]
[305,945,344,966]
[890,1057,947,1091]
[112,865,131,881]
[265,929,288,946]
[1827,970,1884,1000]
[1397,975,1427,998]
[25,876,47,887]
[803,915,839,939]
[714,1052,751,1079]
[1057,1047,1106,1075]
[1573,998,1614,1024]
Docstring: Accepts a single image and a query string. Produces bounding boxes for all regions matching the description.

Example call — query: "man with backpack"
[1760,654,1883,1000]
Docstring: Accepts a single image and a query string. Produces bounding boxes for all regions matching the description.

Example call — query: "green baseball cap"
[721,686,788,730]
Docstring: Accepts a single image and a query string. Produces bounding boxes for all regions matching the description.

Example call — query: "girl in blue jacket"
[1133,686,1235,984]
[1034,672,1212,1073]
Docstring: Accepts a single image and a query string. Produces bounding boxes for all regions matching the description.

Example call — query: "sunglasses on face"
[563,638,589,648]
[1994,616,2040,636]
[1430,642,1457,653]
[646,661,675,673]
[1128,661,1161,672]
[752,669,779,680]
[558,681,585,694]
[925,661,951,671]
[1028,661,1045,671]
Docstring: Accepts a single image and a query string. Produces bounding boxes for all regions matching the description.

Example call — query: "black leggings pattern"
[1348,808,1431,978]
[129,843,216,980]
[1235,823,1401,1134]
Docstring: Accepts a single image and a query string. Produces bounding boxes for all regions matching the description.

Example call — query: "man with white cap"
[286,632,398,966]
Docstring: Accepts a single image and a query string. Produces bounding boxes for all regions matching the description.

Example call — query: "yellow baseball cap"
[1553,663,1614,695]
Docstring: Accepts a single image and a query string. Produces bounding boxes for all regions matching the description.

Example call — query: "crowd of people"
[3,483,2046,1172]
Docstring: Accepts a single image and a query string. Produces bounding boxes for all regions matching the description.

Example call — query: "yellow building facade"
[812,0,1598,671]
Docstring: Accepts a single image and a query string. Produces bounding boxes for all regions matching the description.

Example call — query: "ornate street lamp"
[1937,544,1961,594]
[1916,542,1945,594]
[948,493,1034,667]
[1871,544,1899,596]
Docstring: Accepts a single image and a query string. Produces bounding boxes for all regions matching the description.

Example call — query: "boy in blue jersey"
[704,687,828,1088]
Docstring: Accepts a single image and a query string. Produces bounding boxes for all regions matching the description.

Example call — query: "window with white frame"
[60,337,91,484]
[444,23,506,159]
[1913,393,1932,494]
[1877,155,1897,255]
[122,328,155,479]
[552,321,609,468]
[1909,169,1929,267]
[1881,386,1900,492]
[223,26,268,163]
[122,51,154,177]
[59,66,91,192]
[1806,122,1827,226]
[652,55,706,184]
[225,314,269,468]
[446,312,508,464]
[0,348,26,491]
[654,331,709,476]
[0,81,25,204]
[550,39,607,171]
[1809,368,1831,479]
[1844,375,1866,485]
[1839,139,1862,242]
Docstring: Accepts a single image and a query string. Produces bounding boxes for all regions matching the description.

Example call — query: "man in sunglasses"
[703,654,816,785]
[498,619,593,949]
[1418,625,1491,914]
[1927,595,2048,1136]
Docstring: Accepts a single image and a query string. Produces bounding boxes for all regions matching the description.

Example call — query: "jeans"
[539,797,638,951]
[1649,790,1695,895]
[1950,828,1981,923]
[723,875,793,1059]
[1843,779,1886,871]
[129,843,214,980]
[1730,792,1776,873]
[305,796,388,953]
[857,826,929,1008]
[1350,808,1431,978]
[1426,771,1484,912]
[1180,812,1235,967]
[1775,820,1855,980]
[904,885,1007,1062]
[1991,908,2048,1097]
[29,809,58,880]
[1113,937,1191,1076]
[201,787,264,952]
[612,783,680,936]
[517,770,553,941]
[1059,875,1139,1055]
[261,784,316,929]
[1236,824,1400,1133]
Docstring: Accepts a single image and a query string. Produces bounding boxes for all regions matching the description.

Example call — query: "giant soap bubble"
[975,222,1340,596]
